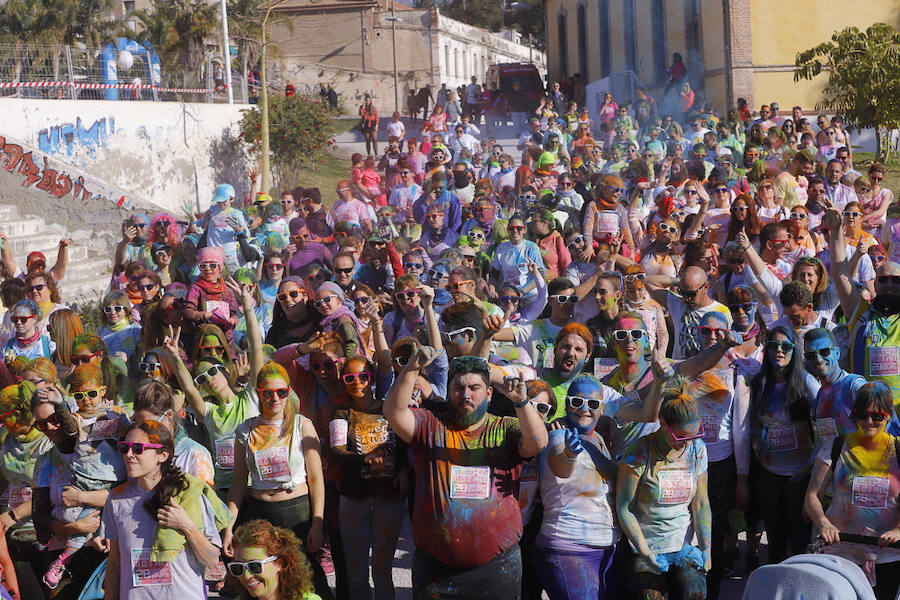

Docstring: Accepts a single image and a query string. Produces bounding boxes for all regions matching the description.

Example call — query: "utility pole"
[220,0,233,103]
[260,0,287,194]
[390,0,399,113]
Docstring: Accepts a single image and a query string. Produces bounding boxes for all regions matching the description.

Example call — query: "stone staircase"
[0,203,111,305]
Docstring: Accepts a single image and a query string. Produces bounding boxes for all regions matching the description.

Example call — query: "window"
[577,3,587,78]
[598,0,610,77]
[652,0,667,82]
[445,45,450,75]
[557,11,568,79]
[454,48,459,78]
[623,0,636,72]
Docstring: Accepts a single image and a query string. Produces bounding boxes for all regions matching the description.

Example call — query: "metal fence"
[0,43,241,103]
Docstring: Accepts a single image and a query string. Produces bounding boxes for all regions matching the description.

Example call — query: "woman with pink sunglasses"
[330,355,405,600]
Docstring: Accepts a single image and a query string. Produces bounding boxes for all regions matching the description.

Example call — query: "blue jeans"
[412,545,521,600]
[338,494,404,600]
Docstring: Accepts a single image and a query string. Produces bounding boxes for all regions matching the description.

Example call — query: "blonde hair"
[257,361,297,440]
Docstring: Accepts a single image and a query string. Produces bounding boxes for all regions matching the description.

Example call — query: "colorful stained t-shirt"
[819,432,900,564]
[695,365,745,464]
[97,323,142,360]
[848,300,900,431]
[203,388,260,489]
[812,372,867,450]
[752,374,821,477]
[330,406,402,500]
[491,240,545,291]
[235,416,307,492]
[622,437,707,555]
[408,408,525,568]
[102,479,223,600]
[536,429,617,549]
[174,432,215,488]
[34,446,78,550]
[71,411,129,486]
[542,371,628,424]
[0,430,53,511]
[602,364,661,459]
[512,319,563,369]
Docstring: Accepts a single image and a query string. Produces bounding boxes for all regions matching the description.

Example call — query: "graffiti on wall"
[37,116,114,157]
[0,136,126,207]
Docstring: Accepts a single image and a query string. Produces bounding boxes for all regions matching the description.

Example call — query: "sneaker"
[319,545,335,576]
[43,559,66,590]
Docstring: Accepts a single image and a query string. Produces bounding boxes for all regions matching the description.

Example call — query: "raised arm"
[363,303,391,375]
[50,239,70,281]
[385,344,435,443]
[226,278,263,385]
[419,285,444,355]
[163,327,206,418]
[506,378,548,458]
[0,233,16,277]
[826,207,860,319]
[675,331,741,379]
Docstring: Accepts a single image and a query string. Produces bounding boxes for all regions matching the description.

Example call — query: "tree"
[237,94,338,191]
[128,0,219,89]
[414,0,543,41]
[795,23,900,162]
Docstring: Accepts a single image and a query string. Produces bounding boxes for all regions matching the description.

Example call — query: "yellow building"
[544,0,900,113]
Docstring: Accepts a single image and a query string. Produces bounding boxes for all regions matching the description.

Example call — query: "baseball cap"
[213,183,235,203]
[27,251,46,265]
[458,245,476,258]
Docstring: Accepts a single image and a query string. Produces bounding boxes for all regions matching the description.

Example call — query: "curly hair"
[231,520,315,599]
[148,213,180,247]
[25,271,61,304]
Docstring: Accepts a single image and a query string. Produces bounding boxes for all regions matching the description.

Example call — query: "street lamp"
[220,0,233,103]
[385,4,400,114]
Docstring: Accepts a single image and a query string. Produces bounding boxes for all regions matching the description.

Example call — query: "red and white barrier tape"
[0,81,229,93]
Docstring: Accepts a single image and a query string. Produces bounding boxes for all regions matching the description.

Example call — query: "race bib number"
[851,476,890,509]
[131,549,173,587]
[206,300,230,321]
[89,418,120,441]
[329,419,348,447]
[255,446,290,480]
[658,469,693,505]
[205,562,227,582]
[541,343,554,369]
[520,459,537,483]
[869,346,900,377]
[813,418,838,444]
[502,266,522,284]
[593,358,618,381]
[214,438,235,469]
[701,414,720,444]
[0,482,32,508]
[450,465,491,499]
[767,423,798,452]
[597,211,619,234]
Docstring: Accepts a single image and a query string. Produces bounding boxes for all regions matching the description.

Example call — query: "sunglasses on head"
[567,396,601,410]
[227,556,278,578]
[277,289,304,302]
[154,249,171,258]
[117,441,164,455]
[804,347,835,362]
[445,326,476,340]
[194,364,227,385]
[766,340,795,353]
[342,372,372,384]
[34,413,60,432]
[102,305,127,314]
[71,352,100,365]
[257,387,290,400]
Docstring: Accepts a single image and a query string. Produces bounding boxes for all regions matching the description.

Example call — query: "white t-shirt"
[386,120,405,139]
[667,292,733,360]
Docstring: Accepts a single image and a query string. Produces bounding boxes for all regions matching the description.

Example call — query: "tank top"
[235,415,308,491]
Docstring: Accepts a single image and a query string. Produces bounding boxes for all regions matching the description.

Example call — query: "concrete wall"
[0,98,251,216]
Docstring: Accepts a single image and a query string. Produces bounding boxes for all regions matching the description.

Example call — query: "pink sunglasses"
[662,420,705,442]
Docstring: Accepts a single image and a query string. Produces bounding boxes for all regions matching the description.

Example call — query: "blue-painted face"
[565,377,603,434]
[804,335,840,379]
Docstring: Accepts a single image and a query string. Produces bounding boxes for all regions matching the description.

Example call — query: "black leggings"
[707,456,737,599]
[750,461,811,563]
[361,127,378,155]
[874,561,900,600]
[239,494,334,600]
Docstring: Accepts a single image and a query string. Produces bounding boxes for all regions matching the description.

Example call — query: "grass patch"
[853,152,900,190]
[335,117,361,135]
[299,149,349,206]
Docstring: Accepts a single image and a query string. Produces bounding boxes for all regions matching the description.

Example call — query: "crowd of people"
[0,77,898,600]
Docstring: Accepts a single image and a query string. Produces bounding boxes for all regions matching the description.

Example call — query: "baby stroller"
[741,533,899,600]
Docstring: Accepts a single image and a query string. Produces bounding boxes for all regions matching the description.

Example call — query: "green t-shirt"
[203,388,260,489]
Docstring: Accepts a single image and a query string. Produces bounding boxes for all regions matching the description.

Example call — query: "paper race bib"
[851,476,890,509]
[255,446,291,480]
[214,438,235,469]
[593,358,618,381]
[502,266,522,284]
[449,465,491,499]
[869,346,900,377]
[520,459,538,483]
[813,418,838,444]
[131,549,173,586]
[701,414,720,444]
[658,469,693,505]
[329,419,348,447]
[206,300,230,321]
[89,418,120,442]
[541,343,555,369]
[0,482,32,509]
[767,423,798,452]
[597,211,619,234]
